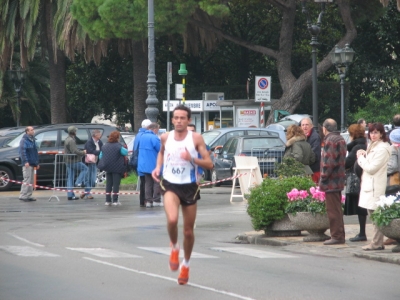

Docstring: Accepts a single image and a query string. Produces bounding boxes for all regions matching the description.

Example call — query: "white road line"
[7,233,44,247]
[83,257,255,300]
[210,247,298,259]
[0,246,59,257]
[137,247,217,258]
[66,248,141,258]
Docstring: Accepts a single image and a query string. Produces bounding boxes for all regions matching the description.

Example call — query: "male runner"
[152,105,213,285]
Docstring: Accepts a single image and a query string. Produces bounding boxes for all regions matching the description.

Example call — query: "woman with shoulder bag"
[97,131,128,206]
[357,123,391,251]
[82,130,103,199]
[344,124,368,242]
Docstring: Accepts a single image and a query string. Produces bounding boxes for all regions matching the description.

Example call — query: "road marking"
[66,248,141,258]
[8,233,44,247]
[137,247,217,258]
[84,257,255,300]
[0,246,59,257]
[210,247,297,258]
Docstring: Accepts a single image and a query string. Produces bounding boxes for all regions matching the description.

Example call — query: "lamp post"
[302,0,333,131]
[178,63,187,106]
[330,44,355,132]
[8,69,26,127]
[145,0,159,122]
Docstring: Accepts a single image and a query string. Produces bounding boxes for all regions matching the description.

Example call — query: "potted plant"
[285,187,345,242]
[371,195,400,252]
[246,175,315,237]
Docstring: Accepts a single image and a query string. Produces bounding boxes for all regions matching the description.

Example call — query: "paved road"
[0,187,399,300]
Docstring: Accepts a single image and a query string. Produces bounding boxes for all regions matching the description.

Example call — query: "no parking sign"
[255,76,271,102]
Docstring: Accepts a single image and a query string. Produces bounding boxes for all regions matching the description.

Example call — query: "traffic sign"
[255,76,271,102]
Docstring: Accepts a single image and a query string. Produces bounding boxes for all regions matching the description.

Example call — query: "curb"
[237,232,400,266]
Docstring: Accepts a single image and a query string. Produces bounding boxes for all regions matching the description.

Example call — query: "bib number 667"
[172,167,185,175]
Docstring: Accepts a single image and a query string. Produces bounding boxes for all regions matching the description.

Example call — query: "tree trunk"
[132,40,148,132]
[44,1,67,124]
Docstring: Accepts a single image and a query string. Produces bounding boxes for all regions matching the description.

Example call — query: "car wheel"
[96,169,107,184]
[211,169,221,187]
[0,166,14,191]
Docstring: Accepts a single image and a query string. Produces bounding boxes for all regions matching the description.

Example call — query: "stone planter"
[288,212,330,242]
[264,214,302,237]
[379,219,400,253]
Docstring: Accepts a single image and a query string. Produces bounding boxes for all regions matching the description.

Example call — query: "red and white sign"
[255,76,271,102]
[236,108,259,127]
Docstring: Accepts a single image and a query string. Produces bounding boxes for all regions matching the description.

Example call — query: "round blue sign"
[258,78,269,90]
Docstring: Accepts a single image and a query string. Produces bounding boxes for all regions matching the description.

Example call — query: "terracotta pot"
[288,212,330,242]
[379,218,400,253]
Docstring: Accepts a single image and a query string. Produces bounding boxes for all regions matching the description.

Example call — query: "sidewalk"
[236,224,400,265]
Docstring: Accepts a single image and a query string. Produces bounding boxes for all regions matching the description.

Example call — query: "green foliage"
[371,203,400,227]
[352,93,400,124]
[120,172,138,185]
[246,176,315,231]
[275,157,308,178]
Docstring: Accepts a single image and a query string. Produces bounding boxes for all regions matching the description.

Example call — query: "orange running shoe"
[178,265,189,285]
[169,244,179,271]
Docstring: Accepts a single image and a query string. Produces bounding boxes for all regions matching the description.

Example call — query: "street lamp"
[301,0,333,131]
[330,44,355,132]
[8,69,26,127]
[145,0,159,122]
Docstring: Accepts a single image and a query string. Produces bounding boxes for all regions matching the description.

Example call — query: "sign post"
[255,76,271,128]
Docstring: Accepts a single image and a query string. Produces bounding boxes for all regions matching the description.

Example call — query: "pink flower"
[341,195,346,204]
[287,188,309,201]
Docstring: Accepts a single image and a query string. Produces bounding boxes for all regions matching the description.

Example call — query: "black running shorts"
[160,179,200,206]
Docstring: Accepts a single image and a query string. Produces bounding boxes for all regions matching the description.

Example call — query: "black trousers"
[106,172,121,203]
[140,175,145,206]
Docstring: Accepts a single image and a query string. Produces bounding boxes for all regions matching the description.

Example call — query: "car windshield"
[6,132,24,148]
[202,131,221,145]
[242,138,284,151]
[122,135,135,145]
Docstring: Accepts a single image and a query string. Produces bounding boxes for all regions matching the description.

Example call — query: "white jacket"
[358,140,391,210]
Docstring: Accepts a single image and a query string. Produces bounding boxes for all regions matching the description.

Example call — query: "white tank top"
[163,130,198,184]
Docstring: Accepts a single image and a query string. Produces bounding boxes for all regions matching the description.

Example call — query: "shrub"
[246,176,316,231]
[275,157,308,177]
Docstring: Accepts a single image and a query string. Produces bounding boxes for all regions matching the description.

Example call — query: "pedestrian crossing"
[0,245,297,259]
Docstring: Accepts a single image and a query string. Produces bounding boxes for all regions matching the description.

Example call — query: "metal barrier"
[250,147,285,178]
[49,153,100,201]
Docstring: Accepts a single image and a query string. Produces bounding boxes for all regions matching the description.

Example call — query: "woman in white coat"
[357,123,391,251]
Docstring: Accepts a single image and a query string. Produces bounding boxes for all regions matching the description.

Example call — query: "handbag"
[85,154,97,164]
[346,169,360,194]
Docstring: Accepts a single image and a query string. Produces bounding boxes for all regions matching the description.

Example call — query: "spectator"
[284,125,315,175]
[132,119,152,207]
[83,129,103,199]
[18,126,40,202]
[300,117,321,184]
[64,126,87,200]
[320,119,347,245]
[357,123,391,251]
[344,124,368,242]
[98,131,128,206]
[357,118,367,129]
[138,123,162,208]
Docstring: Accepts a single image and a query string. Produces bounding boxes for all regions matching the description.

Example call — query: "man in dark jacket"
[19,126,39,201]
[301,117,321,184]
[319,119,347,245]
[64,126,87,200]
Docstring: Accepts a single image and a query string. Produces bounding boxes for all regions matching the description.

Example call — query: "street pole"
[340,73,345,132]
[167,62,172,131]
[145,0,159,123]
[178,63,187,106]
[302,0,332,131]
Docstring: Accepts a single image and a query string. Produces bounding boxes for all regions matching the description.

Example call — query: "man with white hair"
[300,117,321,184]
[132,119,152,207]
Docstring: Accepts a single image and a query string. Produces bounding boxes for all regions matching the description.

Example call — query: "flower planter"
[288,212,330,242]
[264,214,302,237]
[379,218,400,253]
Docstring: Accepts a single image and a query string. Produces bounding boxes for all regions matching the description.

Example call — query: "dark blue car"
[211,135,285,186]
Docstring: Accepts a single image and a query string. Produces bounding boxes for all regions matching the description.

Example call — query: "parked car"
[121,132,135,154]
[211,135,285,186]
[0,126,26,137]
[266,114,312,132]
[0,123,126,191]
[201,127,285,180]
